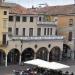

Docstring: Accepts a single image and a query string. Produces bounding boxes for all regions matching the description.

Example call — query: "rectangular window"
[29,28,33,36]
[37,28,41,36]
[68,32,72,41]
[30,17,33,22]
[4,11,7,15]
[9,16,13,21]
[16,28,19,35]
[16,16,20,22]
[69,19,73,26]
[47,28,49,35]
[22,16,27,22]
[39,17,41,21]
[2,34,6,45]
[55,30,57,35]
[50,28,52,35]
[44,28,46,35]
[8,27,12,32]
[23,28,25,36]
[8,27,12,36]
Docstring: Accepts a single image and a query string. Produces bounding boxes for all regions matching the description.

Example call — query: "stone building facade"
[0,3,63,67]
[1,2,75,67]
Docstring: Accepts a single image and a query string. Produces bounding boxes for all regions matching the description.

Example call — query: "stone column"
[19,54,21,65]
[59,51,62,61]
[34,53,36,59]
[5,54,7,67]
[47,52,49,61]
[71,51,74,60]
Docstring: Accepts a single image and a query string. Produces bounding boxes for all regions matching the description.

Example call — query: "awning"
[24,59,70,70]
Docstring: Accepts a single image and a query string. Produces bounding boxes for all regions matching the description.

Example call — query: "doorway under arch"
[36,47,48,61]
[0,49,6,65]
[49,46,61,61]
[63,44,71,60]
[21,48,34,62]
[7,48,20,65]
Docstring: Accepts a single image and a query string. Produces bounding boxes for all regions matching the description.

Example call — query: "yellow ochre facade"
[0,5,9,47]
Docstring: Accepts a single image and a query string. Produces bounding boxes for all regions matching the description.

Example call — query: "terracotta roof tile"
[9,3,27,14]
[36,4,75,15]
[9,4,75,15]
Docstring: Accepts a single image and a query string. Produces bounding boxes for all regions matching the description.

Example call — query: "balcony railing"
[8,36,63,41]
[37,21,56,26]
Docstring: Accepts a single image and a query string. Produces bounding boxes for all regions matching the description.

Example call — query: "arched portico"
[7,48,20,65]
[0,49,6,65]
[21,48,34,62]
[63,44,71,60]
[36,47,48,61]
[49,46,61,61]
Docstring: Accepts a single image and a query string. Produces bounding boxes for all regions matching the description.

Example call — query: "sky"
[5,0,75,8]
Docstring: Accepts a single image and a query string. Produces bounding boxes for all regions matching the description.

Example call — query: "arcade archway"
[63,44,71,60]
[0,49,6,65]
[49,47,61,61]
[7,48,20,64]
[36,47,48,61]
[21,48,34,62]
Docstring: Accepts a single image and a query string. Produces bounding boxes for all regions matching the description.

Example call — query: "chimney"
[32,5,34,9]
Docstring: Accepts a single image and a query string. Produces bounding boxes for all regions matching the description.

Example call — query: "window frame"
[69,19,73,26]
[8,27,12,32]
[68,32,72,41]
[22,16,27,22]
[47,28,49,35]
[23,28,25,36]
[16,16,20,22]
[9,16,13,21]
[4,11,7,15]
[16,28,19,35]
[50,28,52,35]
[29,28,33,36]
[39,17,41,21]
[44,28,46,35]
[30,17,33,22]
[37,28,41,36]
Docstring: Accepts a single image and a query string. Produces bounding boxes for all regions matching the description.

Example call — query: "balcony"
[37,21,57,26]
[8,36,63,41]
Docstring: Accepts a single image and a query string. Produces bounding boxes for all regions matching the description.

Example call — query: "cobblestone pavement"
[0,60,75,75]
